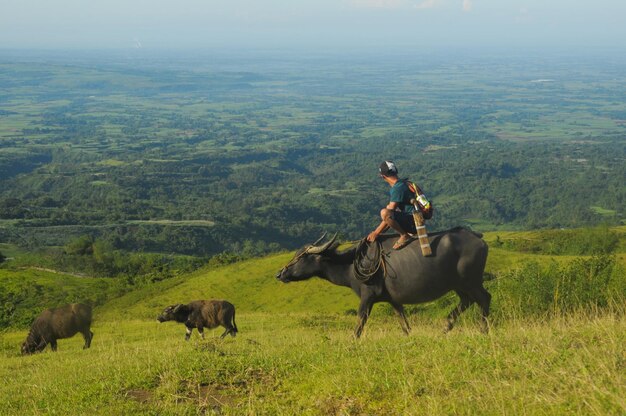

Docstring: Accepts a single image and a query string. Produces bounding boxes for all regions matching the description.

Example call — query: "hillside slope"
[96,252,358,322]
[96,227,626,323]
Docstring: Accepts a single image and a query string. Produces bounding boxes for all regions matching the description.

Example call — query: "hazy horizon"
[1,0,625,51]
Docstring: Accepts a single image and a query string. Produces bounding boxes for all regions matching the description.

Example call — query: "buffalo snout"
[275,270,290,283]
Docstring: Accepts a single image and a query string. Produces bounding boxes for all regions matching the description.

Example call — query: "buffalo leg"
[470,287,492,333]
[445,294,472,333]
[50,339,58,352]
[82,330,93,349]
[391,303,411,335]
[231,312,238,334]
[221,326,236,338]
[36,339,48,352]
[185,326,193,341]
[197,327,205,340]
[354,295,375,339]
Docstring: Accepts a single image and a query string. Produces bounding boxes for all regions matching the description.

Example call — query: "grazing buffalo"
[21,303,94,354]
[157,300,238,340]
[276,229,491,337]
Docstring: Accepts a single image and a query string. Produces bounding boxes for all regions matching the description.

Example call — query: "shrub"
[555,255,624,312]
[491,255,624,320]
[64,235,94,255]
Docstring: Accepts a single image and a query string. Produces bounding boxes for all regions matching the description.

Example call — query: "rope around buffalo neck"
[353,238,387,282]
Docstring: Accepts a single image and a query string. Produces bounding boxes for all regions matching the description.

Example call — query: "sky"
[1,0,625,51]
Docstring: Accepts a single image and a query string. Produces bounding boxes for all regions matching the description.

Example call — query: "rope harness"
[353,238,389,282]
[279,249,308,276]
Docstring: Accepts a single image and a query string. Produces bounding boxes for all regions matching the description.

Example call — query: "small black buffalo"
[157,300,238,340]
[22,303,94,354]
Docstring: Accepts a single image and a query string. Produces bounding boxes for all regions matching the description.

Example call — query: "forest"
[0,50,624,263]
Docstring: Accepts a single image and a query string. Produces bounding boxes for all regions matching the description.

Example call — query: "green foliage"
[0,53,624,257]
[12,236,207,280]
[64,235,94,255]
[555,255,625,311]
[491,255,624,319]
[496,226,620,255]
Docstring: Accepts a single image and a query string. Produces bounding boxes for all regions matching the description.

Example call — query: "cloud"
[515,7,531,23]
[414,0,439,10]
[349,0,445,10]
[462,0,472,12]
[349,0,406,8]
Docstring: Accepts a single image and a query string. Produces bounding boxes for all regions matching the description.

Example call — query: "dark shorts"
[391,211,417,234]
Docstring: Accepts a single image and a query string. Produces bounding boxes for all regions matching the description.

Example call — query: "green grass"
[96,252,356,322]
[1,313,624,415]
[0,243,23,258]
[591,206,618,216]
[0,268,125,327]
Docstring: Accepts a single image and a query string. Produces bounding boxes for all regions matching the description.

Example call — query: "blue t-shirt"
[389,180,415,214]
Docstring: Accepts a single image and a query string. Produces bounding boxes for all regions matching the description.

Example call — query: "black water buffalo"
[157,300,238,340]
[21,303,94,354]
[276,229,491,337]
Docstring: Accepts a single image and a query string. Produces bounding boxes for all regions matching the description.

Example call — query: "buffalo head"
[21,338,44,355]
[276,233,338,283]
[21,341,35,355]
[157,304,190,323]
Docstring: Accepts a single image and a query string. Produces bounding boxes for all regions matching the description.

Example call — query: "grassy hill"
[97,252,357,322]
[0,227,624,415]
[94,226,626,322]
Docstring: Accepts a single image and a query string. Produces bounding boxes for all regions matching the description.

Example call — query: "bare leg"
[381,209,413,249]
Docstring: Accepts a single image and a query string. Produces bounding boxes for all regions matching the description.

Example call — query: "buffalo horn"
[305,232,338,254]
[311,232,327,247]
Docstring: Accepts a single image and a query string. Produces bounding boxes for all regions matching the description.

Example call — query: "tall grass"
[1,312,624,415]
[490,254,625,321]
